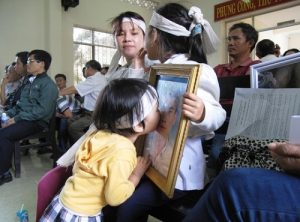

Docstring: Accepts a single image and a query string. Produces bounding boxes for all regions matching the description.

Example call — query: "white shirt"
[260,54,278,63]
[75,72,107,111]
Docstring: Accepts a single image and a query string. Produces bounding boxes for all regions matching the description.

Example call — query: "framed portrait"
[139,64,201,198]
[250,52,300,88]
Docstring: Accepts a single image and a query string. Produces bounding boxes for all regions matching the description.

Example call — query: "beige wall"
[0,0,225,83]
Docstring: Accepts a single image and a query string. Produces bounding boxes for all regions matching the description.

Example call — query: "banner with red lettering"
[214,0,293,21]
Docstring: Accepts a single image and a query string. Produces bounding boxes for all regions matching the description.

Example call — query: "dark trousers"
[0,120,44,175]
[68,111,92,145]
[57,117,69,153]
[104,177,187,222]
[184,168,300,222]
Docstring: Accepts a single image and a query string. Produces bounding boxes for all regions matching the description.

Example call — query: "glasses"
[27,59,40,64]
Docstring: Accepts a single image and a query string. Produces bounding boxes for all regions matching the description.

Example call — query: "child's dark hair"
[93,78,157,137]
[154,3,207,64]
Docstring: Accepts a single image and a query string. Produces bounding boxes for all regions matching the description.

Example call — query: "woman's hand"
[182,92,205,123]
[268,142,300,175]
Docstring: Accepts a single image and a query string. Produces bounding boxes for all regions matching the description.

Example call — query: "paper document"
[289,115,300,144]
[226,88,300,140]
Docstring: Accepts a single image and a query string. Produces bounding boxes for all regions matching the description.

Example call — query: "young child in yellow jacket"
[40,78,160,221]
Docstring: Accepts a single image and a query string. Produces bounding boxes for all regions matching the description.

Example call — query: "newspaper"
[226,88,300,140]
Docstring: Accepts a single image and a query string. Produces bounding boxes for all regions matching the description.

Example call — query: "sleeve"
[191,65,226,132]
[6,106,17,118]
[104,150,136,206]
[75,74,106,97]
[57,95,70,113]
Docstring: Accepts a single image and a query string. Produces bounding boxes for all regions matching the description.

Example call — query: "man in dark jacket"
[0,49,58,185]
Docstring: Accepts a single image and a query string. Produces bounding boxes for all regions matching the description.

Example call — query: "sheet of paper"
[226,88,300,140]
[289,115,300,144]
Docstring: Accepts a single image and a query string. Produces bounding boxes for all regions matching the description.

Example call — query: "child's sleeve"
[104,152,136,206]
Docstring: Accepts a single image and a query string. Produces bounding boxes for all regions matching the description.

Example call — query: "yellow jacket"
[60,130,137,215]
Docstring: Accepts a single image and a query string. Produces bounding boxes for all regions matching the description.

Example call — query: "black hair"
[111,11,145,35]
[55,73,66,80]
[230,22,258,52]
[85,60,101,71]
[28,49,52,71]
[153,3,207,64]
[283,48,299,56]
[256,39,275,58]
[15,51,29,66]
[93,78,157,137]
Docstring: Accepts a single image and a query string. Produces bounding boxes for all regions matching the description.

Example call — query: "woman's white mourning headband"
[106,17,146,82]
[149,6,219,54]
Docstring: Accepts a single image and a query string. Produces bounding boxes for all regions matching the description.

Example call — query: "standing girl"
[40,78,160,221]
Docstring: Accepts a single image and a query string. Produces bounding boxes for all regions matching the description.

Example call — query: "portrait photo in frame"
[140,64,201,198]
[251,52,300,88]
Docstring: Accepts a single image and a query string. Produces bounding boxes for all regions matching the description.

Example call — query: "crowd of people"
[1,2,299,222]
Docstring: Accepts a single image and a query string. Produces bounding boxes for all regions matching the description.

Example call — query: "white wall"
[0,0,161,82]
[0,0,224,82]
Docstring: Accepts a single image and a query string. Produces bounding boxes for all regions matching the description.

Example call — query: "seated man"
[59,60,107,145]
[55,73,81,154]
[4,51,29,111]
[0,62,22,108]
[0,49,58,185]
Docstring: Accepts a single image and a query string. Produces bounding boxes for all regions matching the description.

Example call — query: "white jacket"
[164,54,226,190]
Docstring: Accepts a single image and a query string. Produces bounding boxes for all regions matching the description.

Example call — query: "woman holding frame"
[111,3,226,222]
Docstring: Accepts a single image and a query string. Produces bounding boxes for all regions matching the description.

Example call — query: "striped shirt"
[57,95,81,114]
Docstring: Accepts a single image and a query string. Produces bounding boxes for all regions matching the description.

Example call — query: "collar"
[224,57,254,69]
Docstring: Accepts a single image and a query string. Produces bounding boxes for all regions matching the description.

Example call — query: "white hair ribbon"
[149,7,219,54]
[149,11,191,37]
[188,6,219,54]
[106,17,146,81]
[115,85,157,129]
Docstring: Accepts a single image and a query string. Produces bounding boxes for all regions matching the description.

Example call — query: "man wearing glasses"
[0,49,58,185]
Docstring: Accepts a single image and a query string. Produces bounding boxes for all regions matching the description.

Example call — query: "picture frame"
[138,64,201,198]
[250,52,300,88]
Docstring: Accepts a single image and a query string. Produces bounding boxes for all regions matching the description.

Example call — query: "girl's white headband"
[115,85,157,129]
[149,6,219,54]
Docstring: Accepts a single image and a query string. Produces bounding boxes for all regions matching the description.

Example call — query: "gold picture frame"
[139,64,201,198]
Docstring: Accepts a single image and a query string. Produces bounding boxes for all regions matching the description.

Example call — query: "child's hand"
[182,92,205,123]
[129,155,151,187]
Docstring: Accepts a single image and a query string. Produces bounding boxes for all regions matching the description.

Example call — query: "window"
[73,27,116,83]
